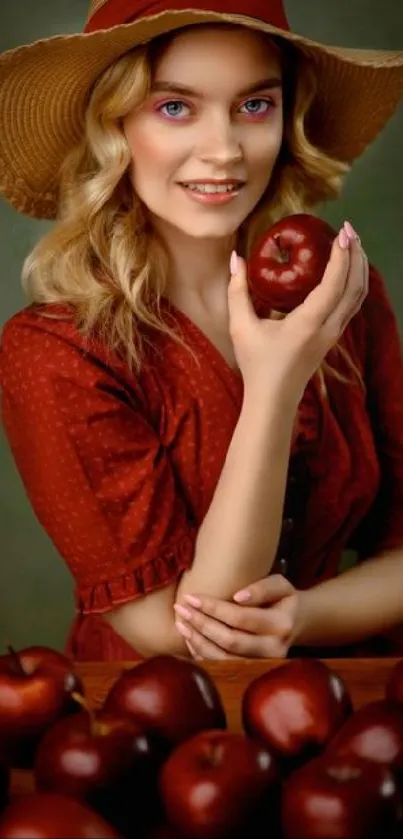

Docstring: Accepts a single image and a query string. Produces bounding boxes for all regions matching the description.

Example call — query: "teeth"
[184,183,240,194]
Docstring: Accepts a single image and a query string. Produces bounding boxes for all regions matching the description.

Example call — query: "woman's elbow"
[101,591,192,659]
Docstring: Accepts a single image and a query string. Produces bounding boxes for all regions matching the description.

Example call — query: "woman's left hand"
[174,574,304,659]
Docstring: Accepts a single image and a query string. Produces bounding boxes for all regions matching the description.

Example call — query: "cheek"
[253,127,283,175]
[129,133,161,170]
[125,118,182,178]
[254,109,284,162]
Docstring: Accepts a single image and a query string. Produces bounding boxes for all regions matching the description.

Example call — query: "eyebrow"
[151,77,282,98]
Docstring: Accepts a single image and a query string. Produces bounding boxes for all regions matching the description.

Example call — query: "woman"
[0,0,403,662]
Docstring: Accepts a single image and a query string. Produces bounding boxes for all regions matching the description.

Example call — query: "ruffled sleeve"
[349,264,403,559]
[0,309,197,614]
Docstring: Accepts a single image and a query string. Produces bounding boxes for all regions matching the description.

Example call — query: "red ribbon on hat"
[85,0,290,33]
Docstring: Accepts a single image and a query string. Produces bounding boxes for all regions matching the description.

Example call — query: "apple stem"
[71,691,91,713]
[7,645,25,676]
[71,691,99,734]
[274,234,290,264]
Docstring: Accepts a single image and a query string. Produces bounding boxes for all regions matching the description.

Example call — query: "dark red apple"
[0,761,9,815]
[248,213,336,314]
[147,827,181,839]
[326,699,403,779]
[386,660,403,703]
[0,645,84,768]
[242,659,352,771]
[0,792,121,838]
[282,753,401,839]
[103,655,226,749]
[34,700,163,836]
[159,729,280,839]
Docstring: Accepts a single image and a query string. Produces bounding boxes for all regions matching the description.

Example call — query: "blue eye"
[240,98,273,115]
[155,97,274,120]
[158,100,190,118]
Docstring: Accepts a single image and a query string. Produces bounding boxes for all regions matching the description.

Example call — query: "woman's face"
[123,25,284,241]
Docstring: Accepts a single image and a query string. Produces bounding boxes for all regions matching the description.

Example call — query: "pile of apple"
[1,648,403,839]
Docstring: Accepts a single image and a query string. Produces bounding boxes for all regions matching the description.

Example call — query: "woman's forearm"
[176,381,299,602]
[295,547,403,646]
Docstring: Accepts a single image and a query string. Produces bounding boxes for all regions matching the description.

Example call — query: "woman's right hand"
[227,223,368,402]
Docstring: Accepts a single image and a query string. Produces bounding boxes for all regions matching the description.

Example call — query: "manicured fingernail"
[183,595,201,608]
[175,620,192,639]
[344,220,358,240]
[233,590,251,602]
[338,228,349,250]
[174,603,192,620]
[230,250,238,275]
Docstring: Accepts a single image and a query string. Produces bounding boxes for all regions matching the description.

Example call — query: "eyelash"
[154,97,275,120]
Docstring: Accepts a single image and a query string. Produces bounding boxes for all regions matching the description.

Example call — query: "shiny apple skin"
[103,655,227,749]
[326,699,403,780]
[242,659,352,772]
[34,707,163,836]
[248,213,336,314]
[0,646,84,768]
[0,792,122,839]
[282,753,401,839]
[159,729,280,839]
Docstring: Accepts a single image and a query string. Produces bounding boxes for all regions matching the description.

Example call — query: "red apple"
[0,645,84,768]
[386,660,403,703]
[248,213,336,314]
[34,700,163,836]
[326,699,403,779]
[0,761,9,815]
[242,659,352,771]
[103,655,226,749]
[147,827,181,839]
[159,729,280,839]
[282,753,401,839]
[0,792,121,838]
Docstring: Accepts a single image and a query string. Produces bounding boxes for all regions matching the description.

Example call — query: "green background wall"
[1,1,402,651]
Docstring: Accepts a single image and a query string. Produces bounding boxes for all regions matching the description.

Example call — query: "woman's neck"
[154,218,237,310]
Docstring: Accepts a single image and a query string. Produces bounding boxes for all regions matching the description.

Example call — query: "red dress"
[1,265,403,660]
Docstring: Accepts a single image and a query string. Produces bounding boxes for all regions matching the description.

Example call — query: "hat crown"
[85,0,290,33]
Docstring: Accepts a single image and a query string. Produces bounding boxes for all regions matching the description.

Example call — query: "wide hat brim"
[1,8,403,220]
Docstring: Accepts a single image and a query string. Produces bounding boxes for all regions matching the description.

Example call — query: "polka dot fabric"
[1,264,403,660]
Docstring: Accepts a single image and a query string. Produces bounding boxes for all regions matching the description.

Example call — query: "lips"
[180,180,245,186]
[180,181,245,196]
[180,180,244,191]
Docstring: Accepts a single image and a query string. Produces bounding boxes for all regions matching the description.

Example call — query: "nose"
[197,112,243,166]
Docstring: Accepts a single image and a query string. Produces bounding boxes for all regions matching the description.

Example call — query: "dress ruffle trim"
[76,530,196,615]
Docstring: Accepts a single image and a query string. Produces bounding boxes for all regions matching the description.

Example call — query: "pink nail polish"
[184,595,201,608]
[344,220,358,240]
[233,590,251,602]
[230,250,238,275]
[338,228,349,250]
[175,620,192,639]
[174,603,192,620]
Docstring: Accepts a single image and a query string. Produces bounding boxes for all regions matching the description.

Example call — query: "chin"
[172,208,250,240]
[150,190,258,239]
[181,223,239,240]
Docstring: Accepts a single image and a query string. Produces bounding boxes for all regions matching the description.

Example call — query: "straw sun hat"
[0,0,402,220]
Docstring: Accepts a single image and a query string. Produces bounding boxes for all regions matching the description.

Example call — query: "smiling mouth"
[179,182,245,194]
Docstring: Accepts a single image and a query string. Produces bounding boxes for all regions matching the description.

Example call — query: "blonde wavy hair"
[22,23,363,394]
